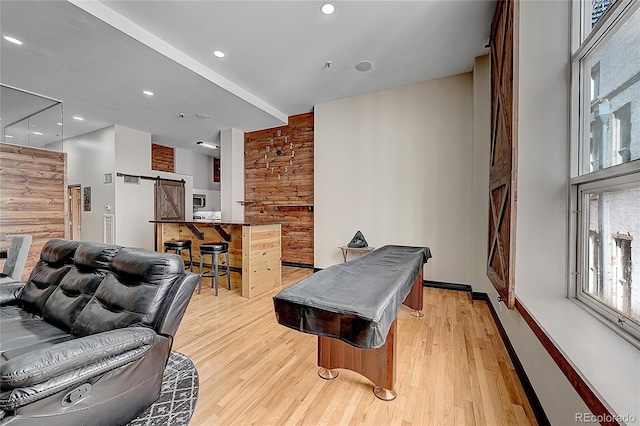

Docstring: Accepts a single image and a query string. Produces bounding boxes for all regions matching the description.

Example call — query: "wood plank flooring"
[173,267,537,425]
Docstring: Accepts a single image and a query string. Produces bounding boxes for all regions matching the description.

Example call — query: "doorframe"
[68,184,82,241]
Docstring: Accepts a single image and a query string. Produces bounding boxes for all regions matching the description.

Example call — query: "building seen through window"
[576,1,640,338]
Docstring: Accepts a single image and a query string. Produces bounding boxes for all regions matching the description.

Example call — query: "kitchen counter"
[150,220,282,298]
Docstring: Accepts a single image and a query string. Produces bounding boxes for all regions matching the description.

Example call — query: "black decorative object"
[347,231,368,248]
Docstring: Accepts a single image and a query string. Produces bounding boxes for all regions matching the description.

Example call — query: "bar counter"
[150,220,283,298]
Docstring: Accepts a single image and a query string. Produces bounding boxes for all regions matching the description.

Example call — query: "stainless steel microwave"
[193,194,206,208]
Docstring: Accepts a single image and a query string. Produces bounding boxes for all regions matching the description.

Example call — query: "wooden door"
[487,0,519,309]
[155,180,185,221]
[68,185,82,240]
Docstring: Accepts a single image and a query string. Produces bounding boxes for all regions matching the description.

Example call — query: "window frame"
[570,0,640,346]
[575,175,640,342]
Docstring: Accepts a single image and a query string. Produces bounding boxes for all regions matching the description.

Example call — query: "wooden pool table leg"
[403,267,424,317]
[317,320,397,401]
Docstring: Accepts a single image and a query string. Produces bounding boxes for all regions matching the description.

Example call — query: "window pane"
[584,185,640,323]
[585,6,640,173]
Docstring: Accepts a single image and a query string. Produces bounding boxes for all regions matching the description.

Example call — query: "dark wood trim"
[185,223,205,240]
[213,225,232,242]
[423,280,472,293]
[514,298,618,426]
[477,294,551,426]
[116,172,185,184]
[282,261,314,269]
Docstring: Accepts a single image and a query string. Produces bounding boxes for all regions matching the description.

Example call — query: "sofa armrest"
[156,273,199,336]
[0,327,157,390]
[0,282,24,306]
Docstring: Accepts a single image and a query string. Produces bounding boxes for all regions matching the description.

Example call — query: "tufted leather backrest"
[71,247,186,337]
[41,242,121,331]
[18,239,79,315]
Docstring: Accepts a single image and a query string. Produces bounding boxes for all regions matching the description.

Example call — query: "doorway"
[68,185,82,240]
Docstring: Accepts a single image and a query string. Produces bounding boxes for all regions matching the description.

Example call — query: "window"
[573,0,640,342]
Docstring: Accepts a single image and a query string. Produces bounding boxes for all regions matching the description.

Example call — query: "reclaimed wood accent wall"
[151,143,175,173]
[488,0,519,309]
[0,142,67,280]
[244,113,314,266]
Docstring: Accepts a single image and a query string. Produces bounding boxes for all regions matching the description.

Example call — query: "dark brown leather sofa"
[0,239,199,425]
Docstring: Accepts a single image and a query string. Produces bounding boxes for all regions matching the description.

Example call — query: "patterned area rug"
[129,351,199,426]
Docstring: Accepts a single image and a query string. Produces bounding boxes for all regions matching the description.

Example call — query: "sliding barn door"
[155,180,185,221]
[487,0,519,309]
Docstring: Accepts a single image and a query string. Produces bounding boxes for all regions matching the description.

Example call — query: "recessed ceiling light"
[5,135,13,138]
[197,141,218,150]
[32,131,43,136]
[195,113,211,120]
[321,3,335,15]
[3,36,23,45]
[143,90,154,96]
[73,116,84,121]
[355,61,373,72]
[213,50,225,58]
[57,122,63,126]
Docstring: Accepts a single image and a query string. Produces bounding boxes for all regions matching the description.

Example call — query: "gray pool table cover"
[273,245,432,349]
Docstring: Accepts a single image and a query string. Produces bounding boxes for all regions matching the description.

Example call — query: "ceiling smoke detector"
[355,61,373,72]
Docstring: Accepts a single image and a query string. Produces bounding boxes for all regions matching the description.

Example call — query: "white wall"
[220,127,245,222]
[471,55,492,292]
[64,126,116,244]
[175,147,220,191]
[114,125,194,249]
[314,74,474,284]
[471,51,592,424]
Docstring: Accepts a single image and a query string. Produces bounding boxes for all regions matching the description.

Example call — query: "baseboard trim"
[425,283,550,426]
[423,280,472,293]
[477,293,551,426]
[282,261,314,269]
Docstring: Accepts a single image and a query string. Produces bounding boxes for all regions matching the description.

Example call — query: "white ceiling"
[0,0,495,156]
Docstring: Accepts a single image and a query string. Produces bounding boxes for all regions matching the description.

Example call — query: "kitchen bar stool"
[199,242,230,295]
[163,240,193,272]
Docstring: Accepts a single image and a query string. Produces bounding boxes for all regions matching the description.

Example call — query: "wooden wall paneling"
[151,143,175,173]
[242,224,282,298]
[244,113,314,266]
[487,0,519,309]
[0,143,68,281]
[155,180,185,221]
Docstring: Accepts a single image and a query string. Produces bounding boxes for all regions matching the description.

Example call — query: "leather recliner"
[0,239,199,425]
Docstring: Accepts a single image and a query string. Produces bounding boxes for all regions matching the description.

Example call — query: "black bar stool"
[163,240,193,272]
[199,242,230,295]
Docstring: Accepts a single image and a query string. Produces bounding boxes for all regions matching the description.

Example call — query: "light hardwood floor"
[173,267,537,425]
